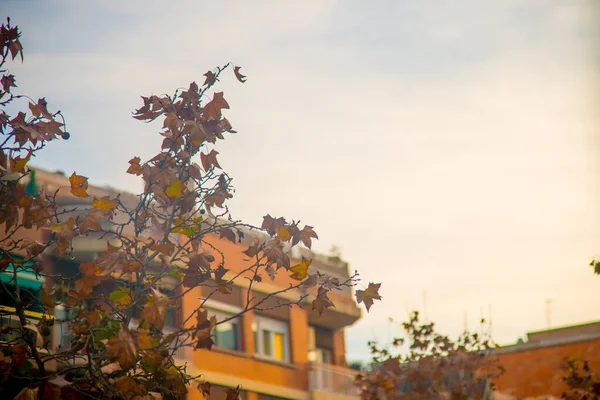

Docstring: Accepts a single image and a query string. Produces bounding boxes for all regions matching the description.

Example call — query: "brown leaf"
[77,208,104,233]
[355,282,382,313]
[261,215,287,236]
[201,92,229,121]
[219,228,236,243]
[69,172,89,198]
[291,225,319,249]
[312,287,334,315]
[106,326,137,369]
[233,66,247,83]
[200,149,221,171]
[197,381,211,397]
[203,70,216,86]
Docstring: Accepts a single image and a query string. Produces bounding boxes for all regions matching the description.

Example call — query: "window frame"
[253,315,290,363]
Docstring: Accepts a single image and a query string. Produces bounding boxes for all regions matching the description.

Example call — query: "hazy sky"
[5,0,600,361]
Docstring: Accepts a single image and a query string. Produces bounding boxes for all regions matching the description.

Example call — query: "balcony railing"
[308,363,360,397]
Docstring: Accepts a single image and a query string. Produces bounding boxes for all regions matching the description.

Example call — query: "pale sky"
[5,0,600,361]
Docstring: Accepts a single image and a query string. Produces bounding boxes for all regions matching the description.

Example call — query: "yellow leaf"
[69,172,88,198]
[11,151,32,173]
[290,257,312,281]
[92,196,117,211]
[138,328,153,349]
[276,226,291,241]
[166,180,183,198]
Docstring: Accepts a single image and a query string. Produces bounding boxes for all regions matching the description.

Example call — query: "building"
[494,321,600,399]
[0,168,362,400]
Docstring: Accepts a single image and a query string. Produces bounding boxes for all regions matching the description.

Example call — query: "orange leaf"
[127,157,142,175]
[166,180,183,198]
[276,226,291,241]
[92,196,117,211]
[69,172,88,198]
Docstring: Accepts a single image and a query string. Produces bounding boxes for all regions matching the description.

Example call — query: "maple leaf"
[77,208,104,233]
[10,150,31,173]
[234,66,247,83]
[243,243,261,258]
[291,225,319,249]
[276,226,291,241]
[69,172,89,198]
[225,387,242,400]
[127,156,143,175]
[197,381,211,397]
[201,92,229,121]
[355,282,382,313]
[312,287,334,315]
[165,180,182,198]
[200,149,221,171]
[92,196,117,211]
[262,215,287,236]
[302,274,318,288]
[1,74,16,93]
[290,257,311,281]
[106,326,137,369]
[137,328,154,349]
[193,308,216,350]
[219,227,236,243]
[203,70,216,86]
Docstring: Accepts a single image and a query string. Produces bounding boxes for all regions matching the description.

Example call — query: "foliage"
[0,18,382,399]
[561,357,600,400]
[355,311,504,400]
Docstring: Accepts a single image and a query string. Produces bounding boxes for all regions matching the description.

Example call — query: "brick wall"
[494,336,600,398]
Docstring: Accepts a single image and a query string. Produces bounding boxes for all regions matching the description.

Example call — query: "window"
[209,309,241,351]
[253,316,289,363]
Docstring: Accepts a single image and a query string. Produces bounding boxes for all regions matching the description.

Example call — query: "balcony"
[308,362,360,400]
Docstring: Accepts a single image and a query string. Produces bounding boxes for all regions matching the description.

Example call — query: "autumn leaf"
[276,226,291,241]
[10,151,32,173]
[193,308,216,350]
[291,225,319,249]
[166,180,182,198]
[197,381,211,397]
[355,282,382,312]
[262,215,287,236]
[127,156,143,175]
[202,92,229,121]
[290,257,311,281]
[108,287,132,308]
[92,196,117,211]
[312,287,334,315]
[69,172,89,198]
[234,66,247,83]
[106,326,137,369]
[203,70,216,86]
[219,227,236,243]
[138,328,154,349]
[77,208,104,233]
[225,387,242,400]
[200,149,221,171]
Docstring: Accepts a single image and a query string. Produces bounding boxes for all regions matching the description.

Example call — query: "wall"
[495,336,600,398]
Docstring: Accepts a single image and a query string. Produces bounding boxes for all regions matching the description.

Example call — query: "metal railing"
[308,363,360,397]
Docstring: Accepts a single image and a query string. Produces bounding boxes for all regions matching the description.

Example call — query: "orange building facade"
[494,321,600,399]
[1,169,362,400]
